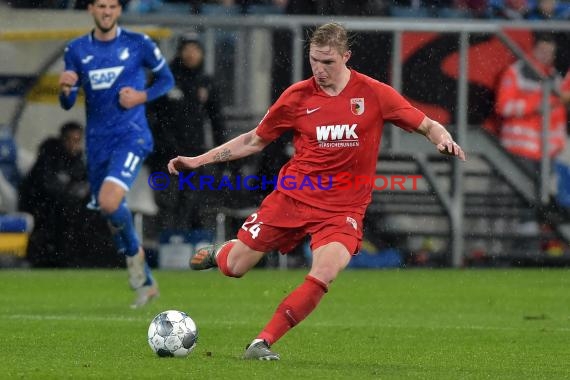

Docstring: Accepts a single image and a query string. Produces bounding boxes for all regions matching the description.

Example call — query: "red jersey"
[255,69,425,214]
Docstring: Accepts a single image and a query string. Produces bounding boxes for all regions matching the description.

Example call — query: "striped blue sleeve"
[141,36,174,102]
[145,62,174,102]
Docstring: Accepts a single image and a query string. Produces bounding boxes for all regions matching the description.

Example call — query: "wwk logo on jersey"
[89,66,124,90]
[315,124,359,148]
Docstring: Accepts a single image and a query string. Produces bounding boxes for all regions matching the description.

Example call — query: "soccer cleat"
[126,248,147,289]
[130,283,159,309]
[190,240,238,270]
[189,244,218,270]
[243,340,280,361]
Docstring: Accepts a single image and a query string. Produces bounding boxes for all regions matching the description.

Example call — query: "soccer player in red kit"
[168,22,466,360]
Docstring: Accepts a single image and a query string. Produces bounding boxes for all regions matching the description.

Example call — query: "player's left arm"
[119,64,174,109]
[416,117,466,161]
[376,83,466,161]
[143,62,174,103]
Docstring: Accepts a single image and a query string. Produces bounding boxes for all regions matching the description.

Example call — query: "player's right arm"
[58,70,79,110]
[167,128,270,175]
[169,84,297,175]
[58,45,79,110]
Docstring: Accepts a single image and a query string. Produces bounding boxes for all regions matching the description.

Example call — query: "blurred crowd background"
[1,0,570,270]
[4,0,570,21]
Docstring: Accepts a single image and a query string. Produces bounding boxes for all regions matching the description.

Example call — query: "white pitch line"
[4,314,147,322]
[1,314,254,326]
[3,314,570,332]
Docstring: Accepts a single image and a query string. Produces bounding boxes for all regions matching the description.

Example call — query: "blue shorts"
[87,130,153,198]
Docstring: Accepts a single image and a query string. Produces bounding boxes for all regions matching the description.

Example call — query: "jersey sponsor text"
[316,124,359,147]
[89,66,124,90]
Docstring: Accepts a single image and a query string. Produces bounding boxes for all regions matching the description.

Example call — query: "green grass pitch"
[1,268,569,379]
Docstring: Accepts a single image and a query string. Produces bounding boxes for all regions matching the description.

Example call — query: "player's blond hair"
[309,23,350,54]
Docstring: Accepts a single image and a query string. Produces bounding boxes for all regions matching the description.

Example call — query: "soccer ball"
[147,310,198,357]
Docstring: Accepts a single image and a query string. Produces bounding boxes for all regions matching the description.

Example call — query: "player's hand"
[437,140,466,161]
[167,156,201,175]
[119,87,147,109]
[58,71,78,96]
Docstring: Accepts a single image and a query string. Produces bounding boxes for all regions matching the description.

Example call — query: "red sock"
[258,275,328,345]
[216,241,241,278]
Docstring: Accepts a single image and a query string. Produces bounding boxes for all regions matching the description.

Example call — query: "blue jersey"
[59,27,174,196]
[59,27,174,142]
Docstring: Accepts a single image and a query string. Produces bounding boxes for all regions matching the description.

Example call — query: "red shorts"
[236,191,363,255]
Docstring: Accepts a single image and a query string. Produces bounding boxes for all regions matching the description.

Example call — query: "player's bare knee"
[98,196,121,214]
[226,259,253,278]
[226,246,264,278]
[226,268,245,278]
[99,181,126,214]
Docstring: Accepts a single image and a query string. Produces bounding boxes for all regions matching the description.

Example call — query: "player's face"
[89,0,122,34]
[309,44,350,89]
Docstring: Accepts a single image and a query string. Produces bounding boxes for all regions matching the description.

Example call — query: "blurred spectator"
[0,129,20,214]
[494,33,570,251]
[189,0,386,14]
[487,0,529,19]
[188,0,261,14]
[317,0,387,15]
[7,0,130,9]
[0,168,17,215]
[148,32,228,234]
[274,0,386,15]
[7,0,66,8]
[526,0,570,20]
[391,0,483,17]
[19,121,116,267]
[0,128,33,265]
[495,32,568,171]
[272,0,316,13]
[554,74,570,210]
[454,0,488,17]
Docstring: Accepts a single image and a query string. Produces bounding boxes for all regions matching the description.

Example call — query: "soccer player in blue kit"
[58,0,174,308]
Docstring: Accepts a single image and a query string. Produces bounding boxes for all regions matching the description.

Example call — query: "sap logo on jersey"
[89,66,124,90]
